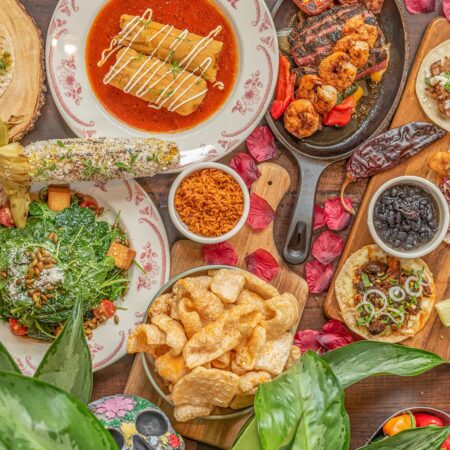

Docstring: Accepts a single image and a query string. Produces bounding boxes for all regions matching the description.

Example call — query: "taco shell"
[335,244,435,343]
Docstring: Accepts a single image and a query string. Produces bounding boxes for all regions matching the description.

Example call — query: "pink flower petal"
[444,0,450,21]
[311,231,344,265]
[404,0,435,14]
[246,126,277,162]
[324,197,353,230]
[316,319,356,351]
[230,153,261,188]
[247,193,275,230]
[313,205,328,231]
[294,329,324,354]
[202,242,238,266]
[245,249,280,282]
[305,259,334,294]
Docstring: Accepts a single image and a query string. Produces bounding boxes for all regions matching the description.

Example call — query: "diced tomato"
[79,195,103,215]
[93,299,116,319]
[0,204,15,228]
[293,0,334,15]
[8,318,27,336]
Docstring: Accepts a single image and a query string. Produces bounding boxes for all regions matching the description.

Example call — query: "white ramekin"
[168,162,250,244]
[367,176,449,259]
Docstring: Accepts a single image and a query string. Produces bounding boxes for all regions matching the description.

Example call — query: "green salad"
[0,196,130,340]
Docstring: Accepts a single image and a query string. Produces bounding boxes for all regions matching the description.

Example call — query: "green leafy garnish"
[361,272,372,288]
[56,140,65,148]
[0,51,12,75]
[169,59,183,79]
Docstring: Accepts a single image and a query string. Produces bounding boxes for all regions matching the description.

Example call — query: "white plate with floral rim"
[45,0,279,172]
[0,179,169,374]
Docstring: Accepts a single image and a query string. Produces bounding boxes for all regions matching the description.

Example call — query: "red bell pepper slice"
[323,96,355,127]
[270,55,295,120]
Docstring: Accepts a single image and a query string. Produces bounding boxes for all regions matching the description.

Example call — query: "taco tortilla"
[416,39,450,132]
[0,26,14,99]
[335,244,435,343]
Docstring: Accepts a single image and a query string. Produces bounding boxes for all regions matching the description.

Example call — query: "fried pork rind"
[262,293,300,338]
[173,276,212,298]
[209,269,280,299]
[148,293,174,318]
[190,287,224,322]
[155,352,190,384]
[170,297,180,321]
[237,289,265,312]
[285,345,301,370]
[254,332,293,376]
[171,367,239,408]
[183,302,261,369]
[229,394,255,410]
[178,298,203,338]
[127,324,169,357]
[174,404,213,422]
[234,325,266,371]
[210,269,245,304]
[151,314,187,356]
[238,371,272,395]
[212,351,231,370]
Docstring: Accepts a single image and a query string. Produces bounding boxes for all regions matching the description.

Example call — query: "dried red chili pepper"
[340,122,446,213]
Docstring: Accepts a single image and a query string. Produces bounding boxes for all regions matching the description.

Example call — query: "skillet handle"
[283,158,328,265]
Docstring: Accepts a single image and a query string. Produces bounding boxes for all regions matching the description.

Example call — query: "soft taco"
[427,150,450,244]
[416,39,450,132]
[0,26,13,99]
[335,244,435,343]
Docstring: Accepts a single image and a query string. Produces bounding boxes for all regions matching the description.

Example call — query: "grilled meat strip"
[290,5,387,79]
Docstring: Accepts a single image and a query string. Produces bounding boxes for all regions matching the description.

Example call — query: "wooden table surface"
[20,1,449,448]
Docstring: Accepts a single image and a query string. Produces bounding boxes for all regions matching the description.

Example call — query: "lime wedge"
[436,299,450,326]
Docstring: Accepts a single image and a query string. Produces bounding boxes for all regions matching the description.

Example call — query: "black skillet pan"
[266,0,409,265]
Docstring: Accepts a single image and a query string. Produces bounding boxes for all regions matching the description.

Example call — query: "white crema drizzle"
[98,8,223,113]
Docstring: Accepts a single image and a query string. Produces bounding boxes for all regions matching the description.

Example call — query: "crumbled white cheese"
[35,267,65,290]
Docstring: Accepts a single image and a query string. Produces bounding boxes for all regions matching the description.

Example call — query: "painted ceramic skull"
[89,395,184,450]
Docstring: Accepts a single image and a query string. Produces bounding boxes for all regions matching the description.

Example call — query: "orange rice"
[174,169,245,237]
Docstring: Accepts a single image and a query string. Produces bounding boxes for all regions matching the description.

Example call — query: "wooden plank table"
[19,1,449,448]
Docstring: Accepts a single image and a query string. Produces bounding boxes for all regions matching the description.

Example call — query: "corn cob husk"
[25,138,179,183]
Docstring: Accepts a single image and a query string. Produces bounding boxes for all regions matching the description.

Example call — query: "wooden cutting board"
[0,0,45,142]
[124,162,309,448]
[324,17,450,360]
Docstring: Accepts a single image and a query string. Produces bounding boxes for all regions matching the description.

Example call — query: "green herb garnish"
[361,272,372,288]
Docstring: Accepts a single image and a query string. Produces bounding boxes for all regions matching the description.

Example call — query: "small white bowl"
[168,162,250,244]
[368,176,449,259]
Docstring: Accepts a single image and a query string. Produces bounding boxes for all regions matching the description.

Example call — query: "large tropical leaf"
[34,295,92,403]
[0,340,20,374]
[255,351,350,450]
[0,371,117,450]
[322,341,446,389]
[357,426,450,450]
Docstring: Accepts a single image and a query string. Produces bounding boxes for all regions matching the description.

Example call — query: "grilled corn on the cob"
[25,138,179,183]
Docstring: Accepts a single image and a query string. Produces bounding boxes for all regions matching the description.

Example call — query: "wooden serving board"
[324,17,450,359]
[0,0,45,142]
[124,163,309,448]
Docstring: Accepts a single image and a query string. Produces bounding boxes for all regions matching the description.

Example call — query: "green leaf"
[362,272,372,288]
[56,139,65,148]
[357,426,450,450]
[0,371,117,450]
[0,340,20,374]
[322,341,445,389]
[34,295,92,403]
[231,416,262,450]
[255,351,350,450]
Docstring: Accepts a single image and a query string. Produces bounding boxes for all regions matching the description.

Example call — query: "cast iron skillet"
[266,0,409,265]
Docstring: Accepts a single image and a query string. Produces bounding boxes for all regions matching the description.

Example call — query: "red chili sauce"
[85,0,238,133]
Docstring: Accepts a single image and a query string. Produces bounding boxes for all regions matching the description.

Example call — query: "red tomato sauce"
[85,0,238,133]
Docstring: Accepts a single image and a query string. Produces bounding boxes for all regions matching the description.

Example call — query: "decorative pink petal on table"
[246,125,277,162]
[294,329,325,354]
[305,259,334,294]
[230,153,261,188]
[404,0,435,14]
[311,231,344,265]
[247,193,275,230]
[316,319,356,351]
[202,242,238,266]
[245,248,280,282]
[313,204,328,231]
[324,197,353,230]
